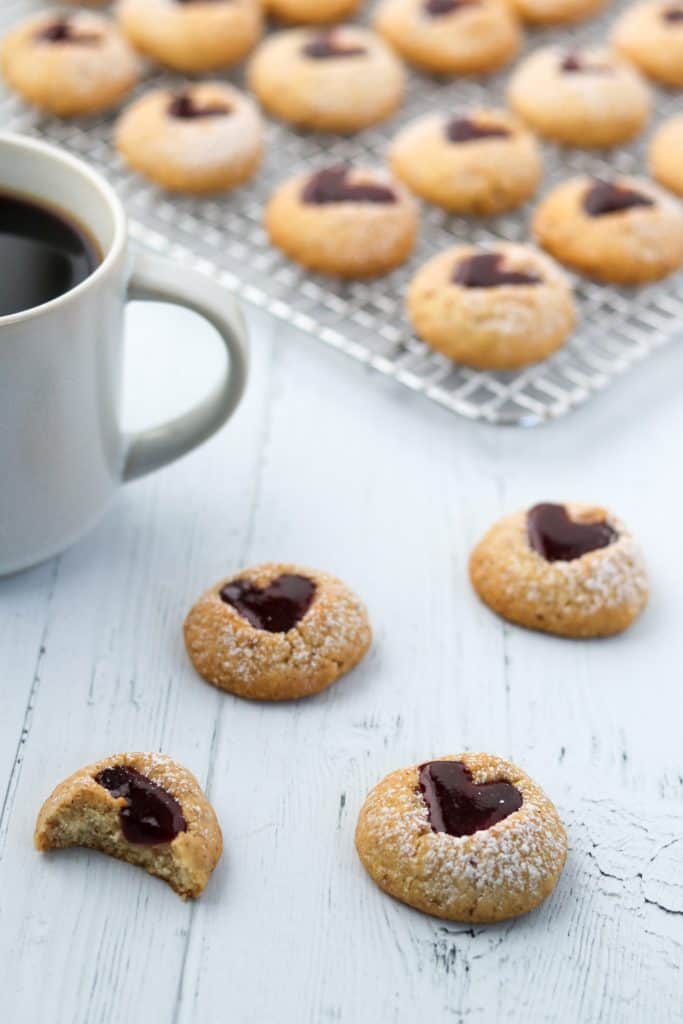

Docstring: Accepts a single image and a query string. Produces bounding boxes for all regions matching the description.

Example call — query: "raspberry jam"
[445,118,510,143]
[583,180,654,217]
[419,761,522,837]
[220,574,316,632]
[302,167,396,205]
[452,252,541,288]
[527,503,617,562]
[96,766,187,845]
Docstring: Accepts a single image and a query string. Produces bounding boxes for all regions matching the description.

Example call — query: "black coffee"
[0,191,100,316]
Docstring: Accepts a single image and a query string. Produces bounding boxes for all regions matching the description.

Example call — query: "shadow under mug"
[0,133,249,576]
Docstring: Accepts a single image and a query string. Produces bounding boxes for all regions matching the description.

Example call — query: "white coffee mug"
[0,133,248,576]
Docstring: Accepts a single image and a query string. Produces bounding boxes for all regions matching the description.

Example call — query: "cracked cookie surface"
[469,502,649,637]
[117,0,262,73]
[184,563,372,700]
[35,752,222,899]
[356,752,567,923]
[1,9,141,117]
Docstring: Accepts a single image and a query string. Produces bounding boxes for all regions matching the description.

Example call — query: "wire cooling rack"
[1,0,682,425]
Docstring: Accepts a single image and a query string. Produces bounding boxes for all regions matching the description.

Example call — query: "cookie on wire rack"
[115,82,264,195]
[390,107,542,215]
[508,0,605,23]
[374,0,521,76]
[612,1,683,88]
[533,176,683,284]
[1,9,141,117]
[649,115,683,198]
[508,46,651,148]
[117,0,263,73]
[407,242,576,370]
[264,0,362,23]
[266,164,419,278]
[248,25,405,133]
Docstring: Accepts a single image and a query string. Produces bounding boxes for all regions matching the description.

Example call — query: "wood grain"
[1,305,683,1023]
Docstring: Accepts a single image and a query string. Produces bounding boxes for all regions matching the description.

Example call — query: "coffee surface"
[0,191,99,316]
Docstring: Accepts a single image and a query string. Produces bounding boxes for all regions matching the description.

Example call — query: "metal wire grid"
[1,0,682,425]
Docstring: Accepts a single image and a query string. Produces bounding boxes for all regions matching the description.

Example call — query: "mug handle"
[122,250,248,482]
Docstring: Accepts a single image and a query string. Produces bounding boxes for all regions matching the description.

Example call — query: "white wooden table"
[2,301,682,1023]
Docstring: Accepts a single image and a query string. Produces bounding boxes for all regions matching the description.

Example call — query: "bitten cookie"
[356,753,567,923]
[649,115,683,197]
[533,175,683,284]
[117,0,262,73]
[264,0,362,23]
[1,10,141,117]
[247,26,405,133]
[407,243,576,370]
[35,753,222,899]
[184,563,372,700]
[612,1,683,88]
[115,83,263,195]
[374,0,521,76]
[266,165,418,277]
[507,46,651,148]
[390,108,541,215]
[470,502,649,637]
[507,0,604,23]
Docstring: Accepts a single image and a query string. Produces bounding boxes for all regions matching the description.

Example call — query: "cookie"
[507,0,604,23]
[266,165,418,278]
[507,46,651,148]
[264,0,362,23]
[356,753,567,923]
[533,175,683,284]
[184,563,372,700]
[117,0,262,73]
[374,0,521,76]
[115,83,264,195]
[247,26,405,133]
[612,1,683,88]
[1,10,141,117]
[649,115,683,197]
[35,753,222,899]
[390,108,541,215]
[407,243,576,370]
[470,502,649,637]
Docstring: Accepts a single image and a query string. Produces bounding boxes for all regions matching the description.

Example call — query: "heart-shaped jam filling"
[445,117,510,143]
[220,574,316,632]
[419,761,522,837]
[168,92,232,120]
[527,503,617,562]
[583,180,654,217]
[96,766,187,845]
[664,5,683,21]
[37,19,100,44]
[302,33,366,59]
[424,0,480,15]
[453,252,541,288]
[560,52,610,73]
[302,167,396,205]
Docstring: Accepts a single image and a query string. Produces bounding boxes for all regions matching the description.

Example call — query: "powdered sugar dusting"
[185,564,371,697]
[356,754,567,919]
[117,83,263,172]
